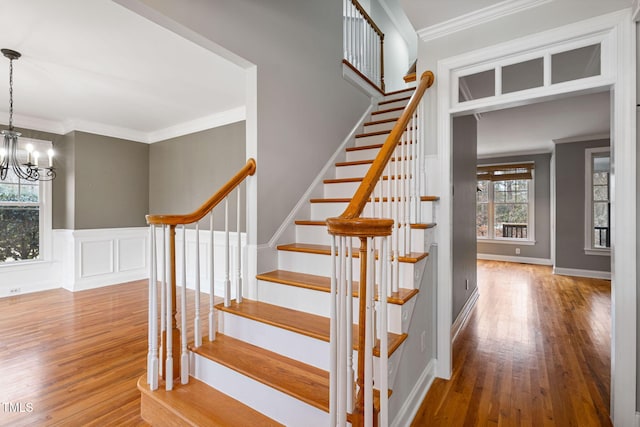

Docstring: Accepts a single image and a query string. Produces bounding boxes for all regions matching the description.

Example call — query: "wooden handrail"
[338,71,434,220]
[349,0,383,38]
[146,158,256,226]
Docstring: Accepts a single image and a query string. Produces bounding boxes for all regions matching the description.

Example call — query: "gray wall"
[477,153,552,261]
[452,115,478,321]
[555,139,610,272]
[126,0,371,244]
[149,122,246,230]
[73,132,149,229]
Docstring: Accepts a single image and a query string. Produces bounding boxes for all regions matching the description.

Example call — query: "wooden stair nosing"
[371,106,405,116]
[335,156,413,168]
[364,117,401,127]
[276,242,429,264]
[346,140,414,152]
[137,375,283,427]
[309,195,440,203]
[355,128,416,139]
[295,219,437,230]
[378,95,411,106]
[384,87,415,97]
[215,299,407,357]
[191,334,330,413]
[323,175,411,184]
[257,269,419,305]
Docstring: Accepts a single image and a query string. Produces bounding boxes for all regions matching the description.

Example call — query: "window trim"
[477,161,535,243]
[0,137,53,266]
[584,146,610,256]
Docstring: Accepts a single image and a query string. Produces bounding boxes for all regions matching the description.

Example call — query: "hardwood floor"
[0,260,611,426]
[412,260,612,427]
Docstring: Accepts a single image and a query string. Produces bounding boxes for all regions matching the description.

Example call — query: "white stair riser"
[257,279,406,334]
[363,121,397,133]
[296,224,432,253]
[324,179,421,199]
[219,311,403,382]
[382,90,414,102]
[191,352,328,426]
[372,109,403,121]
[335,163,372,178]
[311,201,436,224]
[277,250,418,289]
[355,132,392,147]
[346,147,381,162]
[378,98,410,110]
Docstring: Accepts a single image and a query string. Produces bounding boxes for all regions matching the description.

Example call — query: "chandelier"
[0,48,55,181]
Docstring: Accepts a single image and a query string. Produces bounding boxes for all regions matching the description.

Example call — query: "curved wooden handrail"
[349,0,383,38]
[338,70,434,221]
[146,158,256,226]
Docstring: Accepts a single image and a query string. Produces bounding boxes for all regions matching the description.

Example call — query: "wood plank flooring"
[412,260,612,427]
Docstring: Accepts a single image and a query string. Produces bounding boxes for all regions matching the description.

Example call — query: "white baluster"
[337,237,347,427]
[209,212,216,342]
[148,225,159,390]
[364,237,374,427]
[224,198,231,307]
[160,225,166,376]
[346,238,354,413]
[393,145,400,293]
[181,225,189,385]
[165,227,174,391]
[194,223,201,348]
[379,237,389,426]
[236,186,243,304]
[329,235,338,426]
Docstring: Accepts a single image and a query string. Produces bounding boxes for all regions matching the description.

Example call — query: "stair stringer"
[389,243,438,426]
[265,103,376,251]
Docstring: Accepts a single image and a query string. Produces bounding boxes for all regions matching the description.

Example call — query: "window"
[585,147,610,254]
[0,139,51,264]
[476,163,534,242]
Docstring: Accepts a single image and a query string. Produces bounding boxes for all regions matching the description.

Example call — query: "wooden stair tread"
[192,334,330,412]
[277,242,429,263]
[216,299,407,356]
[372,106,405,115]
[335,156,412,167]
[384,87,415,97]
[310,195,440,203]
[364,117,399,127]
[346,141,412,152]
[137,375,282,427]
[379,95,411,106]
[323,175,410,184]
[257,270,418,305]
[294,219,436,230]
[355,129,391,138]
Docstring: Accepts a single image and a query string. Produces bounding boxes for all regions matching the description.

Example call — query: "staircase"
[139,73,437,426]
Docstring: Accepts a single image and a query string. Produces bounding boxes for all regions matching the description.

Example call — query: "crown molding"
[553,133,610,144]
[1,107,246,144]
[632,0,640,21]
[417,0,553,42]
[146,107,246,143]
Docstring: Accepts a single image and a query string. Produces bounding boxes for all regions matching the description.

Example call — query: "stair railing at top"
[326,71,435,426]
[343,0,385,93]
[145,158,256,392]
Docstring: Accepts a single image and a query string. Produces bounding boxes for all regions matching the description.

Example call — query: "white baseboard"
[477,253,553,265]
[0,261,59,298]
[391,359,436,427]
[451,286,479,342]
[553,266,611,280]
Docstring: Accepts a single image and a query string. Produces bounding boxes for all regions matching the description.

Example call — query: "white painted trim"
[146,107,246,143]
[477,253,553,265]
[477,239,536,245]
[434,16,636,422]
[451,287,479,342]
[635,410,640,427]
[633,0,640,22]
[478,147,552,159]
[553,133,610,144]
[342,63,384,99]
[390,359,435,427]
[553,266,611,280]
[584,248,611,256]
[267,103,376,248]
[417,0,552,42]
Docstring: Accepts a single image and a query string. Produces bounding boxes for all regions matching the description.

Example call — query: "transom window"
[476,163,534,241]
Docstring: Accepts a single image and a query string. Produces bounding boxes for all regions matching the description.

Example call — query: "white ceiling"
[400,0,504,32]
[477,91,610,158]
[0,0,246,143]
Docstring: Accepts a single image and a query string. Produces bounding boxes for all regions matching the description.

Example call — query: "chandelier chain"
[8,57,13,130]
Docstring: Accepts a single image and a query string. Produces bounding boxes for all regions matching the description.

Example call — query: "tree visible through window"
[0,170,40,263]
[476,163,534,241]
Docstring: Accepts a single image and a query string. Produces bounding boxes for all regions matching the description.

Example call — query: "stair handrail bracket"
[145,158,256,393]
[326,70,434,427]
